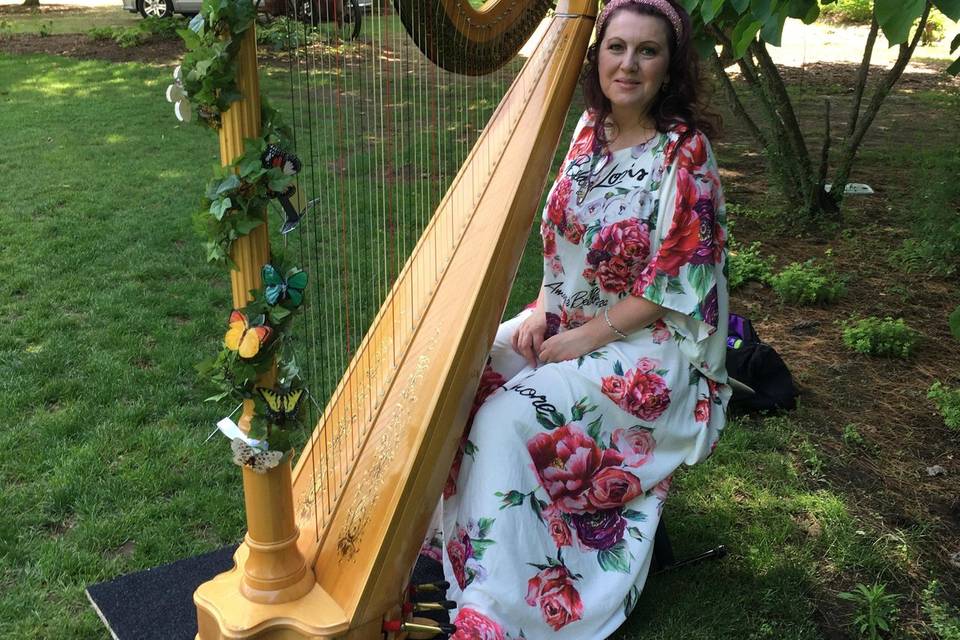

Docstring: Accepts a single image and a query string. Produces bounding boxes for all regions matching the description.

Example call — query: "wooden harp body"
[194,1,598,637]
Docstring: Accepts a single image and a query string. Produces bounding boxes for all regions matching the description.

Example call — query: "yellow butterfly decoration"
[224,310,272,359]
[230,438,283,474]
[257,386,305,427]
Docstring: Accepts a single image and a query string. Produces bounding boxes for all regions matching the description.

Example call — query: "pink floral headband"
[596,0,684,43]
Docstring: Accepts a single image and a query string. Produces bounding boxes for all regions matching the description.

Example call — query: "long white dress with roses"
[423,112,732,640]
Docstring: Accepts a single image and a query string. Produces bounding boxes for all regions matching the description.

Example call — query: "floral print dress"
[423,112,731,640]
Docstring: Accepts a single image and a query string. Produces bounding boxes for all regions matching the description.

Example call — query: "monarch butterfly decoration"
[262,264,308,307]
[223,310,272,359]
[256,386,306,428]
[261,144,306,234]
[230,438,283,474]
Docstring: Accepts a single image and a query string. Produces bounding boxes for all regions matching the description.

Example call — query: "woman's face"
[598,10,672,123]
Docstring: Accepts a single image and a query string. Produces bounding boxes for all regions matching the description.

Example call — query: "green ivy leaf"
[597,540,631,573]
[216,173,241,195]
[729,0,748,13]
[233,215,263,236]
[731,15,763,57]
[209,197,231,220]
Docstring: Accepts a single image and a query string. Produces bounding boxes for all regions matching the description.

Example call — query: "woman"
[425,1,730,637]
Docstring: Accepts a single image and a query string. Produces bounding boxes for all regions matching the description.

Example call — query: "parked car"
[122,0,369,22]
[121,0,198,19]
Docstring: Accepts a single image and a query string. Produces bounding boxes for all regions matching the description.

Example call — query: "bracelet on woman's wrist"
[603,308,629,340]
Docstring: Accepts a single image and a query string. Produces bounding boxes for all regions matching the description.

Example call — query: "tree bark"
[707,25,805,205]
[749,39,816,212]
[847,13,879,139]
[707,51,769,152]
[22,0,40,6]
[832,1,931,204]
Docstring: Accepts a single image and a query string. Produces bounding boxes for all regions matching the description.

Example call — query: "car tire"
[138,0,172,19]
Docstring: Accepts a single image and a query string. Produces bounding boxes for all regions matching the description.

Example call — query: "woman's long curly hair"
[581,0,720,149]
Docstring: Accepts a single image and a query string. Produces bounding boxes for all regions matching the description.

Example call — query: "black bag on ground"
[726,314,798,412]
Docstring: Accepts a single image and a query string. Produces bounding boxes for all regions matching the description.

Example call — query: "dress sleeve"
[630,130,727,344]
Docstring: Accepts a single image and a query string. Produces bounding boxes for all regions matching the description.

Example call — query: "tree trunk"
[831,1,931,208]
[22,0,40,6]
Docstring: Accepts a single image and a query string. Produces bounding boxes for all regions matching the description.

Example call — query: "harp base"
[194,544,350,639]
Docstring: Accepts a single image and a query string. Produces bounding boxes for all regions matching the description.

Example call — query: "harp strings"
[274,0,524,541]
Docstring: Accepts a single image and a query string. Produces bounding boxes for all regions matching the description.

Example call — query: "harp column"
[194,24,315,637]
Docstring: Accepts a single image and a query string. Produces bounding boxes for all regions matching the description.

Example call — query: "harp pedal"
[383,618,457,638]
[403,600,457,614]
[409,580,451,595]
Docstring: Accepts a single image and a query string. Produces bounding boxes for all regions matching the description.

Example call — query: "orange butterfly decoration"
[224,310,272,358]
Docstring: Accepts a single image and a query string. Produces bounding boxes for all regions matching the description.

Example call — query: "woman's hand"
[511,310,547,368]
[537,326,601,365]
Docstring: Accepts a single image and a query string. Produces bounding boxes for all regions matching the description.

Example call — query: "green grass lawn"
[0,7,140,35]
[0,48,955,639]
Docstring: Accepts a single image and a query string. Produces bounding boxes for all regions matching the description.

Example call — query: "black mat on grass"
[86,544,238,640]
[86,546,449,640]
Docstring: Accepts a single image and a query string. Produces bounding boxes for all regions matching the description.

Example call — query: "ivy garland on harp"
[166,0,312,473]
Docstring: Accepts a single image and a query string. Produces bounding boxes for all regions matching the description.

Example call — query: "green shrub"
[114,28,147,48]
[895,133,960,276]
[922,9,947,46]
[842,424,864,446]
[820,0,873,24]
[139,15,184,37]
[87,17,185,48]
[923,581,960,640]
[928,382,960,431]
[841,316,919,358]
[727,241,774,290]
[37,20,52,37]
[769,259,844,305]
[257,17,317,51]
[838,583,901,640]
[86,26,116,42]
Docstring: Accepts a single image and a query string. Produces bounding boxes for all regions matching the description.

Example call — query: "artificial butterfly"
[261,144,301,177]
[257,386,305,427]
[224,310,272,359]
[262,264,308,307]
[165,65,192,123]
[230,437,283,473]
[261,145,307,234]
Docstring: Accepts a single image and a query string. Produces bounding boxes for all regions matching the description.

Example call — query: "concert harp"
[194,0,598,637]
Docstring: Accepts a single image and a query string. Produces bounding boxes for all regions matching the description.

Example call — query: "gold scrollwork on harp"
[337,331,439,561]
[296,338,394,526]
